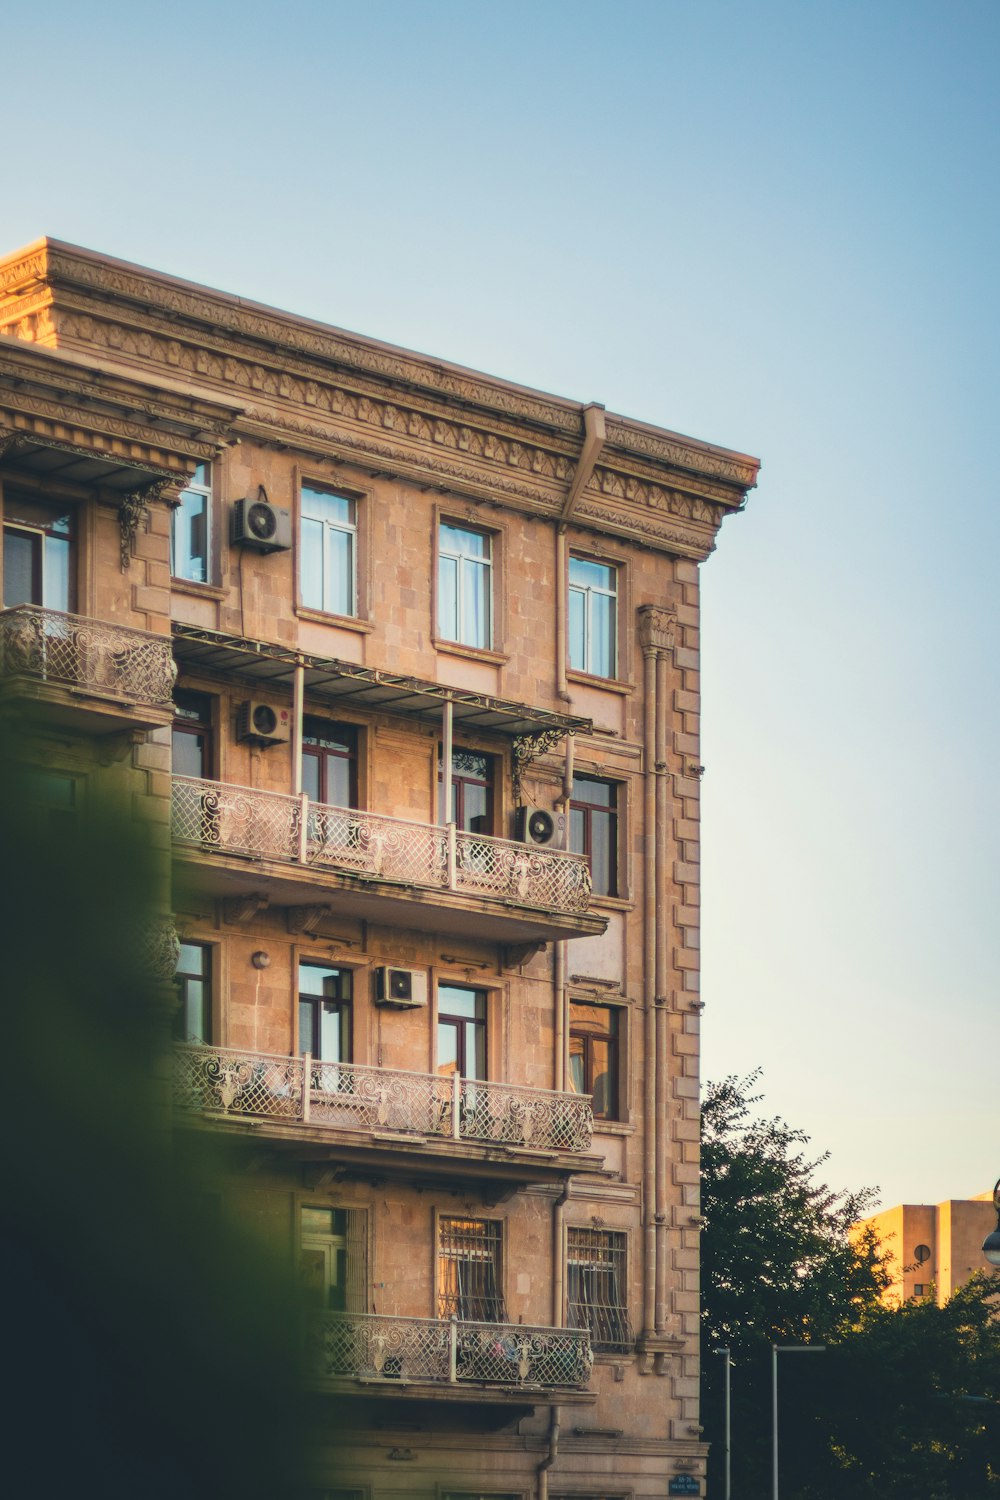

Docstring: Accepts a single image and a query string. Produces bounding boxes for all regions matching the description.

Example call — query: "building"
[0,238,758,1500]
[855,1194,1000,1307]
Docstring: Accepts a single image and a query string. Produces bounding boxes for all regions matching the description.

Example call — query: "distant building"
[855,1194,999,1306]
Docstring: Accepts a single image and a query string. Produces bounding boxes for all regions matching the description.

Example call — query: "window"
[437,985,487,1082]
[300,485,356,616]
[172,691,213,779]
[566,1227,631,1351]
[913,1283,929,1298]
[174,941,211,1044]
[3,492,75,611]
[568,556,617,678]
[438,1216,505,1321]
[171,464,211,583]
[570,775,619,897]
[302,720,357,809]
[568,1002,620,1120]
[299,1205,368,1316]
[914,1243,931,1264]
[299,963,352,1062]
[439,748,494,831]
[439,523,491,648]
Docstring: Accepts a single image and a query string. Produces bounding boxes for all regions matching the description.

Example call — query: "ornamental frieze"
[0,386,221,472]
[39,247,583,432]
[604,416,758,489]
[574,501,719,559]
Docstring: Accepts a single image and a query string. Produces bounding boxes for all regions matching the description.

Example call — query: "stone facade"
[0,238,758,1500]
[856,1195,1000,1307]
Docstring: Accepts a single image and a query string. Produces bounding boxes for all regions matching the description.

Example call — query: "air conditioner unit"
[514,807,566,849]
[236,700,291,745]
[374,966,428,1009]
[231,495,292,553]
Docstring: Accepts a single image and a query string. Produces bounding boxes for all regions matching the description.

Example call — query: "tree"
[699,1072,1000,1499]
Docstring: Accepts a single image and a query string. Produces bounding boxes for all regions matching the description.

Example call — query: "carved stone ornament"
[512,725,574,800]
[637,605,677,656]
[119,476,172,571]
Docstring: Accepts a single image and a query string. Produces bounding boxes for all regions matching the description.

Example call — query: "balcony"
[0,605,176,733]
[171,776,606,944]
[308,1311,593,1402]
[174,1044,602,1188]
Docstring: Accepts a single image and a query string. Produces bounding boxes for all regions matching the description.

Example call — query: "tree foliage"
[700,1073,1000,1498]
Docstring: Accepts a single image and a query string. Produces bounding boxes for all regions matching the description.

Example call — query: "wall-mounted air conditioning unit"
[236,700,291,746]
[513,807,566,849]
[374,966,428,1009]
[231,493,292,553]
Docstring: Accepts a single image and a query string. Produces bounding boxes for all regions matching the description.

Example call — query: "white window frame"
[438,523,492,649]
[300,485,358,617]
[568,555,618,678]
[171,465,212,584]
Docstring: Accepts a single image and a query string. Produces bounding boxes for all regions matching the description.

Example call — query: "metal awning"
[172,623,591,743]
[1,435,168,494]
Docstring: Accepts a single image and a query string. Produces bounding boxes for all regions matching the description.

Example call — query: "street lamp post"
[713,1347,732,1500]
[982,1179,1000,1267]
[771,1343,825,1500]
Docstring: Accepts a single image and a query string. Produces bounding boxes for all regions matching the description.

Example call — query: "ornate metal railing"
[309,1311,592,1390]
[0,605,176,705]
[172,776,592,915]
[174,1044,594,1153]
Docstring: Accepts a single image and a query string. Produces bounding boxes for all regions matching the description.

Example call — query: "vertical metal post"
[772,1342,779,1500]
[302,1052,312,1125]
[441,698,454,823]
[449,1314,458,1383]
[446,820,457,890]
[298,792,309,864]
[714,1347,731,1500]
[452,1068,462,1140]
[291,658,305,794]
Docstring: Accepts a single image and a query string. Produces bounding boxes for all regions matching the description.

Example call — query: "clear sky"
[2,0,996,1210]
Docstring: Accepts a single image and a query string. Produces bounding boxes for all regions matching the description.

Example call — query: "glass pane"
[3,529,36,606]
[462,557,489,647]
[300,516,323,608]
[462,781,488,831]
[319,1002,346,1063]
[177,942,205,977]
[438,554,457,638]
[438,986,480,1019]
[44,534,72,611]
[437,1020,459,1075]
[591,591,614,676]
[171,727,207,779]
[568,1046,585,1095]
[325,753,353,809]
[569,807,586,856]
[466,1020,485,1081]
[299,1000,314,1054]
[591,1038,611,1116]
[574,776,614,809]
[183,980,207,1043]
[569,556,614,592]
[189,463,208,490]
[441,523,487,559]
[591,809,614,896]
[174,490,208,582]
[327,526,354,615]
[302,487,353,526]
[568,587,585,671]
[301,752,321,804]
[299,1247,327,1307]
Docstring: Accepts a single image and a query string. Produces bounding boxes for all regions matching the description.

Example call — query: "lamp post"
[713,1347,732,1500]
[771,1343,825,1500]
[982,1179,1000,1267]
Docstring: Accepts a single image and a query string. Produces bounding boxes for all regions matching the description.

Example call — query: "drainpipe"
[553,736,574,1094]
[555,527,569,701]
[642,641,657,1340]
[537,1405,561,1500]
[654,649,669,1333]
[552,1180,570,1326]
[291,658,305,796]
[441,698,453,823]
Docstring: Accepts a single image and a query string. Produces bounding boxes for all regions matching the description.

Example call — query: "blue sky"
[3,0,996,1209]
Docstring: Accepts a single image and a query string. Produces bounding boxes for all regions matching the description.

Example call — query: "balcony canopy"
[172,623,591,744]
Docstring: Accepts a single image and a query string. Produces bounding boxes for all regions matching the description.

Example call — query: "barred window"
[566,1227,632,1352]
[438,1216,506,1322]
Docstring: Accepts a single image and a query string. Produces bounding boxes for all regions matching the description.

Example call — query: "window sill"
[295,606,374,634]
[432,638,509,667]
[171,578,227,601]
[589,893,634,915]
[567,669,635,696]
[591,1119,635,1137]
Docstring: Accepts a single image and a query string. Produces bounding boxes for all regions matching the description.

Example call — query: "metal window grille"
[438,1217,506,1322]
[566,1228,632,1352]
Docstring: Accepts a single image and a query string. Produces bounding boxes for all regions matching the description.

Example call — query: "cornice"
[0,239,759,555]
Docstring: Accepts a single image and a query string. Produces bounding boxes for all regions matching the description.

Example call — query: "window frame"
[296,476,372,625]
[436,1213,507,1323]
[568,553,618,680]
[302,718,359,810]
[174,938,213,1045]
[568,1000,622,1122]
[569,774,621,899]
[437,519,494,650]
[2,489,77,613]
[565,1225,632,1353]
[436,983,488,1082]
[170,463,213,585]
[297,961,353,1064]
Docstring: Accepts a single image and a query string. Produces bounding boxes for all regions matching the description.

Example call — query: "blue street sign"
[668,1479,700,1496]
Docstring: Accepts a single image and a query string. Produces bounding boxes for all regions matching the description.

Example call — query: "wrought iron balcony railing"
[0,605,176,705]
[171,775,593,915]
[309,1311,593,1391]
[174,1043,594,1154]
